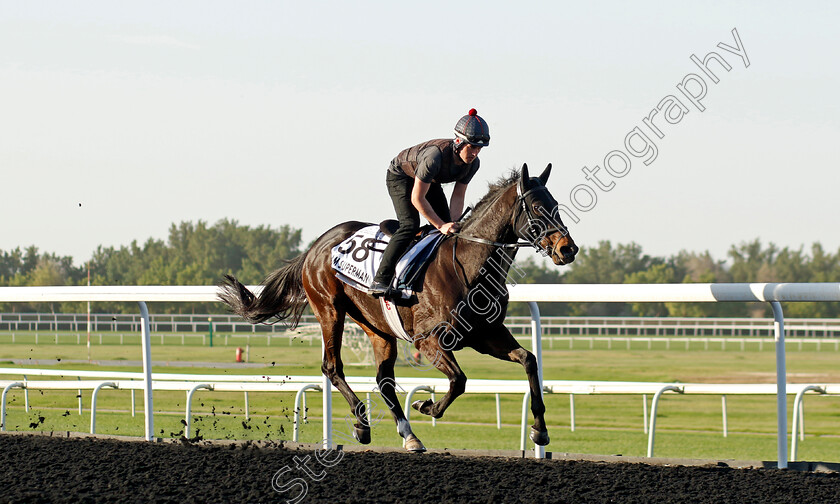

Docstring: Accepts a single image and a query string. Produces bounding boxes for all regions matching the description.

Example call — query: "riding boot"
[371,221,416,298]
[367,281,393,298]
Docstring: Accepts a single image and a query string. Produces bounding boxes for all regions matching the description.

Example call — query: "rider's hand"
[439,222,461,235]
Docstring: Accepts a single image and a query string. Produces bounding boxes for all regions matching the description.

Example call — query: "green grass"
[2,333,840,462]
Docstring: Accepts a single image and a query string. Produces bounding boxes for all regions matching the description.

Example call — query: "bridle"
[513,184,569,244]
[448,179,572,291]
[450,182,568,250]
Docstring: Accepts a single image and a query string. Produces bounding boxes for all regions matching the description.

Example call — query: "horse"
[218,163,578,452]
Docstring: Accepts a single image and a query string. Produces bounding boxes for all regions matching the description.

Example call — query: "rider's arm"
[449,182,467,221]
[411,179,458,234]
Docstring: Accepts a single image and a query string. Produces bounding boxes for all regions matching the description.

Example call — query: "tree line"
[0,219,302,314]
[510,240,840,318]
[2,219,838,318]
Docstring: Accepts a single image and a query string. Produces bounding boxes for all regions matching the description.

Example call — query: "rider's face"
[459,144,482,164]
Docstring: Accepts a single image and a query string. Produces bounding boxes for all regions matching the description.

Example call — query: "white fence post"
[185,384,213,439]
[646,385,683,457]
[527,301,545,459]
[137,302,155,441]
[770,301,787,469]
[790,385,824,462]
[90,382,117,434]
[1,382,24,431]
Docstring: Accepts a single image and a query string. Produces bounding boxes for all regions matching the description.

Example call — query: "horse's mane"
[461,168,520,228]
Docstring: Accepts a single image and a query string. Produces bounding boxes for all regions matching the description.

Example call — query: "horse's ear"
[538,163,552,185]
[519,163,530,193]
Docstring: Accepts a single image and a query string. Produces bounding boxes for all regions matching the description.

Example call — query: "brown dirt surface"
[2,433,839,503]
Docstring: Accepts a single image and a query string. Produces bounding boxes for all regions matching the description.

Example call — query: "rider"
[368,108,490,298]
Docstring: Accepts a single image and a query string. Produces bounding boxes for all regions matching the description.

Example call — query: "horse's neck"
[463,186,517,243]
[457,186,519,287]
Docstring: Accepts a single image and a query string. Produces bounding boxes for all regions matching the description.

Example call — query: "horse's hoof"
[403,434,426,453]
[529,427,550,446]
[411,399,433,415]
[353,426,371,445]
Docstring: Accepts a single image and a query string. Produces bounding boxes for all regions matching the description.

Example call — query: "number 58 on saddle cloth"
[330,225,446,300]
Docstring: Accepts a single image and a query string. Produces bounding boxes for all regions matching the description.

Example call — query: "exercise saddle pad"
[330,225,445,299]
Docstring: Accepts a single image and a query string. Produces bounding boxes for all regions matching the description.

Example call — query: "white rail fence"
[1,368,834,461]
[2,283,840,467]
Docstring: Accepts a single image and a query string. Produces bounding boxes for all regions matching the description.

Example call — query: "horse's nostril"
[559,245,576,257]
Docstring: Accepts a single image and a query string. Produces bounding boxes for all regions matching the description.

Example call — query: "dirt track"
[2,433,839,503]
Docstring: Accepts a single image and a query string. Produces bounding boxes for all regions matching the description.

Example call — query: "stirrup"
[367,281,392,298]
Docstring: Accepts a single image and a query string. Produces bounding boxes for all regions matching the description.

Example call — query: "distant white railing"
[5,312,840,340]
[2,283,840,467]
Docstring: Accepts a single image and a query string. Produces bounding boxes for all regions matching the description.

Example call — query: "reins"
[445,189,548,251]
[449,233,533,249]
[450,233,523,293]
[447,196,533,292]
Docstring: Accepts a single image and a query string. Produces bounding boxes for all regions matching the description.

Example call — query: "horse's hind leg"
[373,336,426,452]
[309,302,372,444]
[354,320,425,452]
[470,325,550,446]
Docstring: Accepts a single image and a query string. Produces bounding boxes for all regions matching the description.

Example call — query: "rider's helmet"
[454,108,490,148]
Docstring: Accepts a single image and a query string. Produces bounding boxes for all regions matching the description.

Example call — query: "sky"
[1,1,838,267]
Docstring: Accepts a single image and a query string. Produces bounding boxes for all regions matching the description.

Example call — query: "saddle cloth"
[330,225,445,299]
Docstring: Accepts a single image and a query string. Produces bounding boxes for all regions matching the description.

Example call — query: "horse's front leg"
[410,336,467,419]
[512,346,549,445]
[470,325,549,446]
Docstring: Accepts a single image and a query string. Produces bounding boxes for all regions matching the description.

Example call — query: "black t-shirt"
[387,138,480,184]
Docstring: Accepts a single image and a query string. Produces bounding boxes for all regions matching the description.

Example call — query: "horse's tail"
[218,250,310,328]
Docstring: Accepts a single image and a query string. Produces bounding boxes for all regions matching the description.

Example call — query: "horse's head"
[513,163,579,265]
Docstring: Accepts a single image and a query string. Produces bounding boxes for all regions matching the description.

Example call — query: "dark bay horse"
[219,164,578,452]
